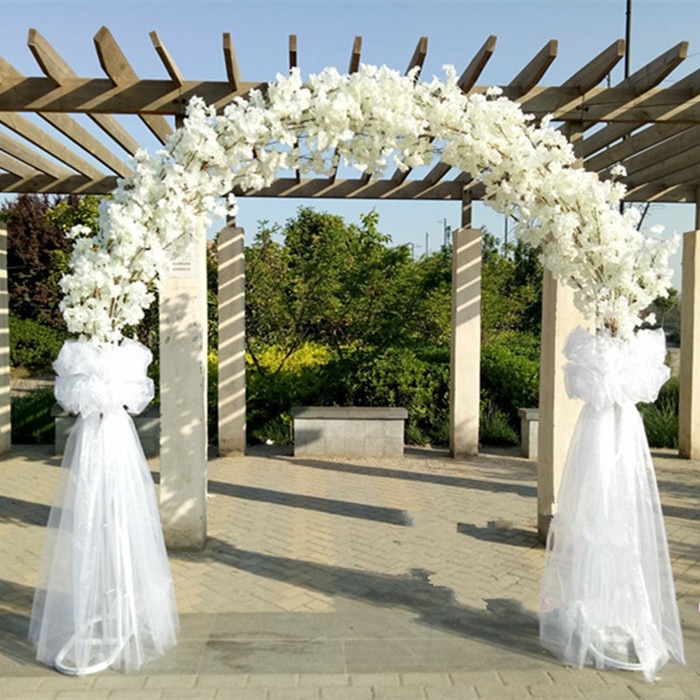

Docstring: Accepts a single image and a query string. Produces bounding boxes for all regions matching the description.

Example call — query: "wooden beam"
[150,31,185,86]
[94,25,173,144]
[509,39,557,95]
[405,36,428,77]
[572,41,689,126]
[561,39,625,91]
[432,41,558,189]
[0,172,118,194]
[598,124,700,182]
[582,61,700,161]
[458,35,497,92]
[28,28,141,157]
[289,34,298,71]
[0,112,105,179]
[0,132,74,178]
[389,36,429,184]
[349,36,362,74]
[4,45,132,177]
[0,152,39,178]
[223,33,242,92]
[0,75,261,115]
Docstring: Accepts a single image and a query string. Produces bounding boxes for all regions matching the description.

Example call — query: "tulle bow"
[564,326,669,409]
[54,339,154,418]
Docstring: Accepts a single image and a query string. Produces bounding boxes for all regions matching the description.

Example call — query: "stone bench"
[518,407,539,460]
[52,403,161,457]
[290,406,408,458]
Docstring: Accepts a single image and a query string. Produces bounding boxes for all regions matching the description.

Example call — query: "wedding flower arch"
[37,63,686,680]
[59,64,675,342]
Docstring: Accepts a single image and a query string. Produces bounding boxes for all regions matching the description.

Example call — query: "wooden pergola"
[2,27,700,547]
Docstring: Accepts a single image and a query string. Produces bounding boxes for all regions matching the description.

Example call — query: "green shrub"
[638,375,679,448]
[11,388,55,444]
[479,399,520,446]
[323,345,451,446]
[10,315,65,373]
[246,342,333,445]
[481,332,540,433]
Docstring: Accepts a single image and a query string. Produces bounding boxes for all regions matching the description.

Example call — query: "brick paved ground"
[0,444,698,698]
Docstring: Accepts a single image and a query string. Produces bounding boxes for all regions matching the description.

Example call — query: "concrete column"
[218,226,246,455]
[679,228,700,458]
[0,223,9,454]
[537,270,587,540]
[159,230,208,550]
[450,191,481,458]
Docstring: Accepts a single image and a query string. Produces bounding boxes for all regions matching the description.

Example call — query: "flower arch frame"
[33,64,685,680]
[59,64,675,342]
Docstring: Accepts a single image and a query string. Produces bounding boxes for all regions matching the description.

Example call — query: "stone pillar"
[159,230,208,549]
[218,226,246,455]
[537,271,587,541]
[0,223,9,454]
[679,227,700,458]
[450,192,481,458]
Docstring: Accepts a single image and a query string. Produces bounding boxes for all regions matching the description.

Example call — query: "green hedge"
[638,375,679,448]
[10,315,65,373]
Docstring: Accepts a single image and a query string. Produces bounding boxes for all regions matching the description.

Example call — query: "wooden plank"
[28,29,141,157]
[94,25,173,144]
[0,152,39,178]
[626,151,700,191]
[405,36,428,76]
[2,49,132,177]
[0,172,117,194]
[458,35,497,92]
[0,76,260,115]
[0,112,105,179]
[560,39,625,90]
[571,41,689,125]
[598,124,700,182]
[223,33,242,92]
[289,34,298,70]
[236,176,463,201]
[349,36,362,74]
[150,31,185,86]
[0,131,74,177]
[585,122,690,173]
[509,39,557,95]
[390,36,429,183]
[431,41,558,189]
[581,62,700,160]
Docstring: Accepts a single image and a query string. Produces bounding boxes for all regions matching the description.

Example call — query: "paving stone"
[0,446,698,699]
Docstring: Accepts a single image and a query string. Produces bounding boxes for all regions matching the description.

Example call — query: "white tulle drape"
[29,339,178,675]
[539,327,685,681]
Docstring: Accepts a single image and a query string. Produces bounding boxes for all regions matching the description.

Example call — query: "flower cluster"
[59,64,676,342]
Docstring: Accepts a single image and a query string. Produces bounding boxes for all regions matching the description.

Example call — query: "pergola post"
[159,229,208,550]
[218,225,246,455]
[537,272,587,539]
[679,197,700,458]
[450,190,481,458]
[0,223,9,454]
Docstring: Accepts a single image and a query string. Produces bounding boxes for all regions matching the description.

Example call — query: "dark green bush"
[10,315,65,373]
[11,388,55,444]
[321,345,451,446]
[638,375,679,448]
[479,399,520,446]
[481,332,540,432]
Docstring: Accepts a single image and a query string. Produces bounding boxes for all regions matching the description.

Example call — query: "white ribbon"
[540,327,684,681]
[29,339,178,675]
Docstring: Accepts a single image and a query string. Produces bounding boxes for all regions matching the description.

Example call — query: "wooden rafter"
[1,29,700,202]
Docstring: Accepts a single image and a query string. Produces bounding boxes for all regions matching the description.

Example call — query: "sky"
[1,0,699,282]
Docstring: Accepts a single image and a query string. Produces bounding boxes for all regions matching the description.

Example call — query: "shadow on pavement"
[187,538,544,661]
